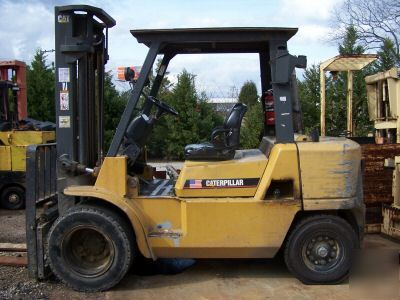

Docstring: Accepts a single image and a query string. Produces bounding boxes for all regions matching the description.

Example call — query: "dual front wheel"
[48,207,357,291]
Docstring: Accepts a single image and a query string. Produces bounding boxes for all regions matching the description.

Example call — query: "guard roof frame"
[107,27,306,157]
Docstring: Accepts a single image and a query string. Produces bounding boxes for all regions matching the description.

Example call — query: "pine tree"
[332,25,369,136]
[26,49,55,122]
[238,81,258,107]
[338,25,364,55]
[376,38,398,72]
[103,71,127,150]
[156,70,222,159]
[238,80,263,148]
[240,103,263,149]
[297,64,320,133]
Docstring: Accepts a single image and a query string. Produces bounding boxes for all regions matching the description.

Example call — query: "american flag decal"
[184,178,260,189]
[189,179,202,189]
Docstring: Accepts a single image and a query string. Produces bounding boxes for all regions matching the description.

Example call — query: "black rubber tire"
[47,204,135,292]
[284,215,356,284]
[0,186,25,210]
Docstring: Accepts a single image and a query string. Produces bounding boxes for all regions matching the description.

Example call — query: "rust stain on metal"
[0,255,28,266]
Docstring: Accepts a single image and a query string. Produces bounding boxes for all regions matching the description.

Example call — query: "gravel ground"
[0,264,104,300]
[0,209,25,244]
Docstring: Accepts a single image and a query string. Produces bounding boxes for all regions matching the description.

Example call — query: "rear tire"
[47,204,134,292]
[0,186,25,210]
[284,215,356,284]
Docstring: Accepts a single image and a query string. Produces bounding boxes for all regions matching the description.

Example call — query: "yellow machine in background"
[0,131,54,172]
[365,68,400,240]
[0,61,55,209]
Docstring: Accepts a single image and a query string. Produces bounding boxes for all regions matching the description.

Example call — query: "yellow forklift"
[0,61,55,209]
[26,5,364,291]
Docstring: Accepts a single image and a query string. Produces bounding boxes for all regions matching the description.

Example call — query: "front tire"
[0,186,25,210]
[284,215,356,284]
[47,205,134,292]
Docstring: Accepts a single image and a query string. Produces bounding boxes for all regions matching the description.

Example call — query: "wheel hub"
[8,194,19,204]
[62,226,115,277]
[303,234,341,270]
[316,245,328,258]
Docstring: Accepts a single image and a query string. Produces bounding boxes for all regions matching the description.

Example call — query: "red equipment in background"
[0,61,27,120]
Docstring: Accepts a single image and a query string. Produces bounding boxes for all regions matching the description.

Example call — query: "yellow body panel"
[175,149,268,197]
[0,131,55,146]
[64,140,362,259]
[297,137,361,206]
[10,146,27,172]
[0,146,11,170]
[64,144,303,259]
[95,156,127,197]
[0,130,55,172]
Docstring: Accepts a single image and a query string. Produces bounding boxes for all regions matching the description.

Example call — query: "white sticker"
[59,116,71,128]
[58,68,70,82]
[60,91,69,111]
[58,15,70,23]
[279,96,287,102]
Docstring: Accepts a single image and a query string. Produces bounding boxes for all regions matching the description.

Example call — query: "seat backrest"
[225,103,247,147]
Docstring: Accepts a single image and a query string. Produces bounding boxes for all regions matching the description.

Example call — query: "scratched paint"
[149,221,182,247]
[297,137,360,200]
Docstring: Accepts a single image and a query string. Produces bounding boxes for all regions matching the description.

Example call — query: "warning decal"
[60,91,69,110]
[59,116,71,128]
[58,68,70,83]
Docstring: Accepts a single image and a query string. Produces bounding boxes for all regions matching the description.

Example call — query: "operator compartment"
[297,137,361,200]
[175,149,268,197]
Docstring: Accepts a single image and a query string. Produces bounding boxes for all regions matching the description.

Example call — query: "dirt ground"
[0,208,399,299]
[0,209,25,243]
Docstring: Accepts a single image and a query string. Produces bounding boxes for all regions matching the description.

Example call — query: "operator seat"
[184,102,247,161]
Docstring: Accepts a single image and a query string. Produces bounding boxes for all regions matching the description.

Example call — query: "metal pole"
[347,70,353,136]
[320,66,326,136]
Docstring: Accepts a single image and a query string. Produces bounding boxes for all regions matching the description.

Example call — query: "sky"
[0,0,345,96]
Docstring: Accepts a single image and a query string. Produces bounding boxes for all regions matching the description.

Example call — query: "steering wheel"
[148,96,179,116]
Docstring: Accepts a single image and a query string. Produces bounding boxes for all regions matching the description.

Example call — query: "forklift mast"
[0,60,27,121]
[54,5,115,209]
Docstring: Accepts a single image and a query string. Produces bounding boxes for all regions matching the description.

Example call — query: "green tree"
[376,38,398,72]
[157,70,222,159]
[238,81,258,107]
[26,49,55,122]
[238,80,263,148]
[147,59,174,158]
[240,103,263,149]
[338,25,364,55]
[328,25,370,136]
[298,64,320,133]
[103,71,127,150]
